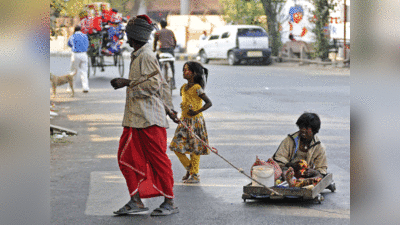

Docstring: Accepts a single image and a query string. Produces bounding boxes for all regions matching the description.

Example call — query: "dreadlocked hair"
[184,61,209,89]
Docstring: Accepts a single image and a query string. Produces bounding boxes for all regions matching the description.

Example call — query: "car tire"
[200,50,209,64]
[228,51,240,66]
[263,57,272,65]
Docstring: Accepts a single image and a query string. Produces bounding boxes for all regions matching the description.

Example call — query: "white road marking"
[85,169,250,216]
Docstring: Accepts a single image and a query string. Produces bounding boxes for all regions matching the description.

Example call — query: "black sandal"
[150,202,179,216]
[113,200,149,215]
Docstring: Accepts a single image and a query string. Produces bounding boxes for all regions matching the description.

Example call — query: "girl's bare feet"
[184,174,200,183]
[182,170,190,181]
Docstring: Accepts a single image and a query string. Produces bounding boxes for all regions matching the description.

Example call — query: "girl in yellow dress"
[169,61,212,183]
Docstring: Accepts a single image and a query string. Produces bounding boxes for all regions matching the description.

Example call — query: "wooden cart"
[242,173,336,204]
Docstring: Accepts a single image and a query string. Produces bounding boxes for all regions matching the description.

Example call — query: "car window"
[221,32,230,39]
[237,28,268,37]
[208,35,220,40]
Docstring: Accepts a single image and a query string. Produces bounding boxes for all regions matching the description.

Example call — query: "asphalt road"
[50,55,350,225]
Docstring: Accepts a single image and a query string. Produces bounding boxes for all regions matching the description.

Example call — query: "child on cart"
[102,9,125,55]
[272,112,327,187]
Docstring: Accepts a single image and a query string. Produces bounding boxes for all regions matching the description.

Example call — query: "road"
[50,55,350,225]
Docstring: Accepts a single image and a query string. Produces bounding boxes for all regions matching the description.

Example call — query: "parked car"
[198,25,272,65]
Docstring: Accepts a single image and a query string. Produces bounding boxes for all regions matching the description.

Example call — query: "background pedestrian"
[67,25,89,93]
[153,19,177,89]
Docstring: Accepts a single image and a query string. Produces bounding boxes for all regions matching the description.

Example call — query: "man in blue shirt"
[68,26,90,93]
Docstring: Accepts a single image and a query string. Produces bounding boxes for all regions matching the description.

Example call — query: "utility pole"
[137,0,147,15]
[180,0,190,15]
[180,0,190,53]
[343,0,347,60]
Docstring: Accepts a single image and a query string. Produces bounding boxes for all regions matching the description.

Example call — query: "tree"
[220,0,266,26]
[63,0,94,17]
[259,0,286,57]
[104,0,132,16]
[308,0,336,59]
[50,0,67,38]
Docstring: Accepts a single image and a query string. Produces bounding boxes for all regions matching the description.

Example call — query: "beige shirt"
[122,43,174,128]
[272,132,328,175]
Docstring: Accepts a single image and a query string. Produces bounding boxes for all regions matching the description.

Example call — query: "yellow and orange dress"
[169,83,210,175]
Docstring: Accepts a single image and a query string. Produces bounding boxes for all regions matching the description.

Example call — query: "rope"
[176,117,282,196]
[128,73,282,196]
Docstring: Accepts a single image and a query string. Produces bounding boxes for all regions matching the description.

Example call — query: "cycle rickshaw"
[86,24,125,78]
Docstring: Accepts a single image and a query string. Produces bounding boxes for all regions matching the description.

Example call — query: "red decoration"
[137,14,152,24]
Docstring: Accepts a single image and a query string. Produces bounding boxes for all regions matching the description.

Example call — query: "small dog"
[50,70,77,97]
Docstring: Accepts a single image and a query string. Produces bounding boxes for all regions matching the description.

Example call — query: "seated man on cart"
[102,9,125,55]
[272,112,327,187]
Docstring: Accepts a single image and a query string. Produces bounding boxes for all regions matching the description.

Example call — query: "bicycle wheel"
[88,56,96,78]
[113,54,118,66]
[118,53,125,77]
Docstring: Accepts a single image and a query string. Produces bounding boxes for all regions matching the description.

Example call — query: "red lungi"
[117,126,174,199]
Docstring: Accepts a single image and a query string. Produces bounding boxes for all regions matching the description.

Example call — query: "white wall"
[166,15,226,54]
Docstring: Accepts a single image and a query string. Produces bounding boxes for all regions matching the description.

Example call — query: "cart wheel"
[242,193,251,202]
[327,182,336,192]
[88,56,96,78]
[118,54,125,77]
[99,55,105,72]
[316,194,324,204]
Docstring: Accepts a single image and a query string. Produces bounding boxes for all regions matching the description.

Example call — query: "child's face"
[299,126,313,141]
[183,64,194,80]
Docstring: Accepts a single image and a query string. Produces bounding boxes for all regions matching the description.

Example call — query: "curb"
[121,52,198,61]
[175,54,198,61]
[50,51,198,61]
[50,51,348,69]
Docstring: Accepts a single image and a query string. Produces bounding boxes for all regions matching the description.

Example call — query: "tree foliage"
[63,0,94,17]
[104,0,151,17]
[220,0,266,26]
[50,0,67,38]
[309,0,336,59]
[103,0,132,16]
[220,0,286,56]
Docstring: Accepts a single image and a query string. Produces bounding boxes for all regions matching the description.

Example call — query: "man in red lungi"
[110,15,179,216]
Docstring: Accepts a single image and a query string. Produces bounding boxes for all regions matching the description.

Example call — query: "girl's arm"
[187,93,212,116]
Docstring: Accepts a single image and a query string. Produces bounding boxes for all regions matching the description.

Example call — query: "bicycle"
[157,52,175,95]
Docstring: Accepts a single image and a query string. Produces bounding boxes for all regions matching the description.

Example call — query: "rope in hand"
[128,71,282,196]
